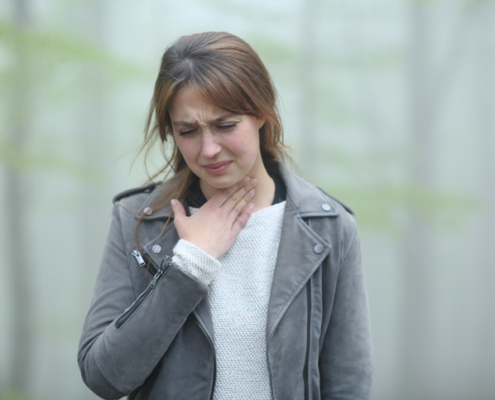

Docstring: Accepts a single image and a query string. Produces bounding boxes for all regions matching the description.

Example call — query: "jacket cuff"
[172,239,221,285]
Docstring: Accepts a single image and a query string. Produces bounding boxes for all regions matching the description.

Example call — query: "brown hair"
[140,31,287,214]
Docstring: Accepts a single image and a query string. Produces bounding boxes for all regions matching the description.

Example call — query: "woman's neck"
[200,155,275,212]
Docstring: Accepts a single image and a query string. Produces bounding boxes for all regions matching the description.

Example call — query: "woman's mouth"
[203,161,233,175]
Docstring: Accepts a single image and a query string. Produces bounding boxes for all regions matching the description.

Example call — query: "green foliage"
[316,146,479,233]
[414,0,442,5]
[464,0,495,11]
[325,181,478,233]
[251,38,298,64]
[0,138,103,181]
[252,35,403,71]
[1,391,49,400]
[0,19,147,78]
[412,0,495,11]
[0,18,147,178]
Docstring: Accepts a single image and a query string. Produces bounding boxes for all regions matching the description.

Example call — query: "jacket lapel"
[266,197,331,339]
[265,161,336,339]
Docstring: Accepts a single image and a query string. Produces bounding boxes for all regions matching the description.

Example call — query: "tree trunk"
[7,0,33,394]
[299,0,319,179]
[400,3,437,398]
[79,2,109,300]
[476,3,495,397]
[401,2,472,398]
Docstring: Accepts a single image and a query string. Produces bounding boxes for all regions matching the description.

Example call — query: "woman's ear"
[257,118,266,130]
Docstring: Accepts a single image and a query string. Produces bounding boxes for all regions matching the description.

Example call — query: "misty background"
[1,0,495,399]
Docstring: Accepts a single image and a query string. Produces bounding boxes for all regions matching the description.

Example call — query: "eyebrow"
[172,113,238,127]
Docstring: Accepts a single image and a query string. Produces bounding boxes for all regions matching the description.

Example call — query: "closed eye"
[217,123,237,130]
[178,129,197,136]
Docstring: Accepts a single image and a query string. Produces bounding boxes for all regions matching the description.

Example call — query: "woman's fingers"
[171,177,257,259]
[232,203,255,233]
[222,178,257,212]
[228,187,255,221]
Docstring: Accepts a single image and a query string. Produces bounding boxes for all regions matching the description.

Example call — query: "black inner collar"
[186,170,286,208]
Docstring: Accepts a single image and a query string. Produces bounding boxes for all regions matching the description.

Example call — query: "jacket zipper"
[115,252,170,329]
[132,249,159,276]
[195,319,216,400]
[303,279,312,400]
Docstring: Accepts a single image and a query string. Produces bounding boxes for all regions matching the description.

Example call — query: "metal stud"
[314,244,324,254]
[321,203,331,211]
[152,244,162,254]
[143,207,153,215]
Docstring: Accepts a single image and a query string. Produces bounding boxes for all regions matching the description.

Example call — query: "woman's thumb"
[171,199,186,218]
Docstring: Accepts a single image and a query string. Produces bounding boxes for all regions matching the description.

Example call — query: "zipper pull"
[150,268,164,287]
[132,250,146,267]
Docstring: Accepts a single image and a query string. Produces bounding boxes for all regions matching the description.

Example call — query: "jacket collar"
[139,160,342,341]
[136,159,343,220]
[266,159,341,217]
[134,184,174,221]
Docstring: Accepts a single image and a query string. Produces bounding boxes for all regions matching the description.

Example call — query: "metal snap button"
[314,244,324,254]
[321,203,331,211]
[143,207,153,215]
[152,244,162,254]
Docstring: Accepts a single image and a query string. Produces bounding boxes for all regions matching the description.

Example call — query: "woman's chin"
[200,175,243,192]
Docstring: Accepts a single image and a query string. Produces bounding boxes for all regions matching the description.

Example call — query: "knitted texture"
[172,201,286,400]
[172,239,221,285]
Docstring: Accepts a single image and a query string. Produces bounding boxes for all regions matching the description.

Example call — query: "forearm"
[78,262,208,397]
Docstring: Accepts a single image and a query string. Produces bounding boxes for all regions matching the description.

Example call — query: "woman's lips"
[203,161,233,175]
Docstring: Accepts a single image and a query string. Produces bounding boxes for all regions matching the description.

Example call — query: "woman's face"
[169,86,265,197]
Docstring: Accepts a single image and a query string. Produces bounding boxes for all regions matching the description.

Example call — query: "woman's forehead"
[170,86,235,124]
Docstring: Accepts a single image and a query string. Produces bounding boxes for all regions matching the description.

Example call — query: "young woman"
[78,32,373,400]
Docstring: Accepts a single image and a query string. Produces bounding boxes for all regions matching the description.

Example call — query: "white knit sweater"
[172,201,286,400]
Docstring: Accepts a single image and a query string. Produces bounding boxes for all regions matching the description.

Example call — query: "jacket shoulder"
[315,186,354,216]
[112,183,156,205]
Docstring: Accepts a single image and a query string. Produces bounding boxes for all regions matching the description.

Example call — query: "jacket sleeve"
[77,204,209,399]
[319,225,374,400]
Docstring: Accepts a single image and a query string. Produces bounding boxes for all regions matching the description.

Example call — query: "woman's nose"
[201,132,222,158]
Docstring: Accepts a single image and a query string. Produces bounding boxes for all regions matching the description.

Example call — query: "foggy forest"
[1,0,495,399]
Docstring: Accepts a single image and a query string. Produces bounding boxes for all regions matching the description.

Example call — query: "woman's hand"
[171,177,257,259]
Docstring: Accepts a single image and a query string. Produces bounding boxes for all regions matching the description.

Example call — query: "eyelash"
[217,123,237,130]
[178,129,196,136]
[178,123,237,136]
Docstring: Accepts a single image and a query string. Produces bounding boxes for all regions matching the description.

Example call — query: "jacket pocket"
[115,254,171,329]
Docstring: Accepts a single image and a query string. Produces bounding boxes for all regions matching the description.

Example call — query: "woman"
[78,32,373,400]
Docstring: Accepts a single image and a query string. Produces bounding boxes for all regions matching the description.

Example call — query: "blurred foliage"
[414,0,495,10]
[1,392,48,400]
[318,146,479,233]
[0,17,146,178]
[0,19,147,79]
[0,2,483,231]
[253,35,403,71]
[0,138,103,181]
[465,0,495,10]
[326,180,479,233]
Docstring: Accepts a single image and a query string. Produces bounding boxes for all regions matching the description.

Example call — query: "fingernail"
[249,179,257,187]
[247,203,254,211]
[241,177,249,185]
[171,199,177,206]
[247,189,255,197]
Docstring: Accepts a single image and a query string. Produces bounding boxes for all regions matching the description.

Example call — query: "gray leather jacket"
[78,161,373,400]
